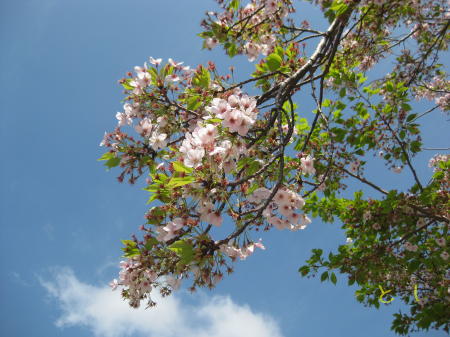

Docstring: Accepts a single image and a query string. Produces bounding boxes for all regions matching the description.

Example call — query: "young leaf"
[266,53,282,71]
[167,176,196,188]
[168,240,194,265]
[173,161,193,174]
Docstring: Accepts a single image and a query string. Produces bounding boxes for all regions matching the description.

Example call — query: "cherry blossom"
[149,56,162,66]
[156,218,184,242]
[205,37,218,50]
[149,133,168,151]
[116,112,132,127]
[168,58,184,68]
[300,155,316,175]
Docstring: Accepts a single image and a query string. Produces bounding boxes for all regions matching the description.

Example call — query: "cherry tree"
[99,0,449,334]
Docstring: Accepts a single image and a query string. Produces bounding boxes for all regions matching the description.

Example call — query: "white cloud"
[41,267,284,337]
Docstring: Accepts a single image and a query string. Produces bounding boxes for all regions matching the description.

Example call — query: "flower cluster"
[219,240,266,260]
[428,154,449,171]
[102,55,314,307]
[206,89,258,135]
[110,258,158,308]
[249,186,311,231]
[202,0,291,61]
[415,76,450,111]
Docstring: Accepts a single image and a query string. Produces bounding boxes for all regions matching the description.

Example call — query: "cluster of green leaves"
[252,44,301,91]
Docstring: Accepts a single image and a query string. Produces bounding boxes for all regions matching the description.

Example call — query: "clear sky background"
[1,1,448,337]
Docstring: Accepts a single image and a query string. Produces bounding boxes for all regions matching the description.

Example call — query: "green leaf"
[320,271,329,282]
[187,95,202,111]
[227,43,238,57]
[330,272,337,285]
[192,68,210,88]
[229,0,240,10]
[298,265,310,276]
[406,113,418,122]
[145,238,158,250]
[173,161,193,174]
[167,176,196,188]
[386,81,394,92]
[105,157,120,168]
[330,0,348,16]
[266,53,282,71]
[168,240,194,265]
[98,152,114,161]
[122,81,134,90]
[123,248,140,258]
[401,103,412,112]
[205,118,223,124]
[99,152,121,168]
[121,239,137,247]
[410,140,421,153]
[147,193,158,204]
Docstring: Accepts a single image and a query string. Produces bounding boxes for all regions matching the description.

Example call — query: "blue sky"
[1,1,448,336]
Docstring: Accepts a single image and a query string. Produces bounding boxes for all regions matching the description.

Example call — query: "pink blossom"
[184,147,205,168]
[157,116,168,127]
[248,187,272,203]
[349,160,360,173]
[236,114,254,136]
[300,155,316,175]
[264,0,278,15]
[286,211,301,225]
[129,79,144,95]
[116,112,132,127]
[210,139,232,157]
[291,214,311,230]
[219,244,242,259]
[436,238,446,247]
[244,42,261,62]
[135,65,151,84]
[227,94,240,108]
[274,189,290,206]
[198,201,222,226]
[149,133,168,151]
[404,242,418,252]
[205,37,218,50]
[268,216,290,230]
[287,190,305,209]
[182,66,195,77]
[134,64,148,77]
[135,118,153,137]
[206,98,231,118]
[149,57,162,66]
[156,218,184,242]
[109,279,119,290]
[222,109,242,133]
[279,203,294,217]
[166,276,181,290]
[168,58,184,68]
[124,103,139,118]
[208,212,223,227]
[180,133,205,168]
[165,74,180,83]
[260,34,276,55]
[194,124,218,145]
